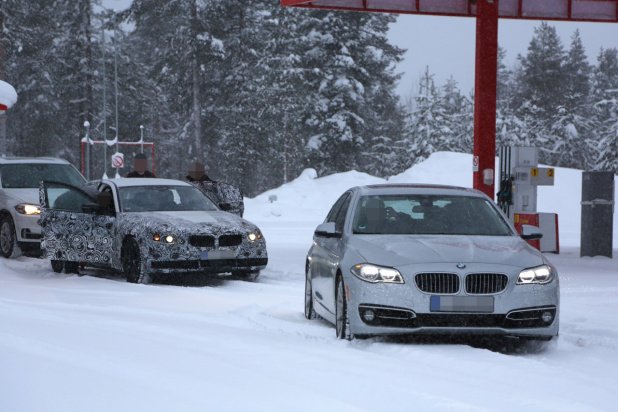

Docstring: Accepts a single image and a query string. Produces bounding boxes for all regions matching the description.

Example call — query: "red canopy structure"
[281,0,618,199]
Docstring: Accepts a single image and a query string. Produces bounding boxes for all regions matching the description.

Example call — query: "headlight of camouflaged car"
[517,265,555,284]
[351,264,404,284]
[247,232,262,242]
[15,204,41,215]
[153,234,176,244]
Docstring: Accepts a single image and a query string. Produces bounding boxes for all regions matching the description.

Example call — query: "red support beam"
[473,0,499,199]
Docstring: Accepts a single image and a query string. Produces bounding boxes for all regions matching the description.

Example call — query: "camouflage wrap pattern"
[41,205,267,275]
[191,180,244,217]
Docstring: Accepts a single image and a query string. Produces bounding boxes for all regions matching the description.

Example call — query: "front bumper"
[345,265,560,339]
[149,257,267,274]
[12,212,42,243]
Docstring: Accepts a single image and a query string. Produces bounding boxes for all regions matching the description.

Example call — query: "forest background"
[1,0,618,197]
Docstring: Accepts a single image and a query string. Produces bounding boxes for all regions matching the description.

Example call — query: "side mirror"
[520,224,543,240]
[314,222,342,239]
[219,202,233,211]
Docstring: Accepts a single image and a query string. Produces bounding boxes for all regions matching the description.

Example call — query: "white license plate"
[430,296,494,313]
[201,250,235,260]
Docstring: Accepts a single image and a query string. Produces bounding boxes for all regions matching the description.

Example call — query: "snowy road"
[2,154,618,411]
[1,230,617,411]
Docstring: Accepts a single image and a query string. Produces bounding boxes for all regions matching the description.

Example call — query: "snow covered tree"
[3,0,97,166]
[593,48,618,172]
[300,10,405,177]
[516,22,566,119]
[402,68,452,167]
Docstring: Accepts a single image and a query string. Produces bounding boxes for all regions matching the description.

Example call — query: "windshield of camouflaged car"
[352,194,513,236]
[1,164,86,188]
[118,185,219,212]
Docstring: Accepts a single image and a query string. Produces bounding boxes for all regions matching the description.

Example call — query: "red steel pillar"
[473,0,499,200]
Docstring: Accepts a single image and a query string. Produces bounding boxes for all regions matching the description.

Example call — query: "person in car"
[126,153,156,178]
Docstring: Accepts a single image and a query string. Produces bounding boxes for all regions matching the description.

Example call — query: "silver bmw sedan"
[305,184,559,341]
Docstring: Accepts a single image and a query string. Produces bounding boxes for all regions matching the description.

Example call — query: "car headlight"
[153,234,176,244]
[247,231,262,242]
[351,264,404,284]
[517,265,556,285]
[15,204,41,215]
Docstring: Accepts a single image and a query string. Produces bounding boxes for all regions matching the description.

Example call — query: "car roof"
[355,183,486,197]
[101,178,194,188]
[0,156,72,165]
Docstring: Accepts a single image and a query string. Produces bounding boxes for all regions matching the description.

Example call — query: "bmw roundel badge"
[456,263,466,269]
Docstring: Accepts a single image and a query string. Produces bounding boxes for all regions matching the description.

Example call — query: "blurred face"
[134,158,147,174]
[188,163,205,180]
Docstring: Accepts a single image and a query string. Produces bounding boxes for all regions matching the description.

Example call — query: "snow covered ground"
[1,152,617,411]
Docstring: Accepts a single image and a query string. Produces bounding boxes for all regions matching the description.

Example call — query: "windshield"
[118,185,219,212]
[1,163,85,188]
[352,194,512,236]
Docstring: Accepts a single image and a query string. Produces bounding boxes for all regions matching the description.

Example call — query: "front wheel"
[336,275,352,340]
[0,215,19,258]
[50,260,80,274]
[122,238,148,284]
[304,269,317,320]
[51,260,64,273]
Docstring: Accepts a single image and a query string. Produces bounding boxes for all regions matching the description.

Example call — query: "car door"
[311,191,352,318]
[39,181,115,266]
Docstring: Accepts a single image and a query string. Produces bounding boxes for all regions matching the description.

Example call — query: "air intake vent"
[465,273,508,294]
[415,273,459,294]
[189,235,215,248]
[219,234,242,247]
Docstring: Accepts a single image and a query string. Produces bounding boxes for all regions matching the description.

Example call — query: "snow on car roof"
[357,183,484,196]
[0,156,73,165]
[103,178,194,188]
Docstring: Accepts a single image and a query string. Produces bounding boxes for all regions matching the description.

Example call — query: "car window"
[333,194,351,232]
[1,164,85,188]
[352,195,513,236]
[46,185,95,212]
[118,185,219,212]
[326,192,351,224]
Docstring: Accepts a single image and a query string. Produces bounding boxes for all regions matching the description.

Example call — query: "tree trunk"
[191,0,203,159]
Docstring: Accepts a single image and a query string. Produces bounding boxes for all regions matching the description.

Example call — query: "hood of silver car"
[349,235,544,269]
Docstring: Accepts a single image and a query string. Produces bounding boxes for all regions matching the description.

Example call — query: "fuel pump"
[498,146,559,253]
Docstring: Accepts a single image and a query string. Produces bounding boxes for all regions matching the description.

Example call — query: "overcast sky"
[388,14,618,98]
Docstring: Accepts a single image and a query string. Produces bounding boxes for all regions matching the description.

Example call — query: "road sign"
[112,152,124,168]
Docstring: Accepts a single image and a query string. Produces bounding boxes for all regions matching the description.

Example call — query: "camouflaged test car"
[40,178,267,283]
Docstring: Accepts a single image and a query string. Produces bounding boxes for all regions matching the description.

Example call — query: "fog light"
[363,309,376,322]
[542,311,553,323]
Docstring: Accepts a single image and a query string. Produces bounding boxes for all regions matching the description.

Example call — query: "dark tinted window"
[118,186,218,212]
[1,164,85,188]
[326,192,351,225]
[352,194,512,236]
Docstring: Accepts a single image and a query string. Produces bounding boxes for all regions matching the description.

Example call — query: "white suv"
[0,157,86,258]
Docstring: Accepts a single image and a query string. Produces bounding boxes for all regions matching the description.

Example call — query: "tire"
[51,260,64,273]
[0,215,18,258]
[336,275,352,340]
[51,260,80,274]
[65,261,80,274]
[122,238,147,284]
[304,268,317,320]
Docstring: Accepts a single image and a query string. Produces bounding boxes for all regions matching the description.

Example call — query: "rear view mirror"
[520,224,543,240]
[314,222,342,238]
[219,202,233,211]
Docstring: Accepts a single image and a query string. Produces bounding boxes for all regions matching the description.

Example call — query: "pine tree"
[594,48,618,172]
[517,22,566,119]
[302,10,405,177]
